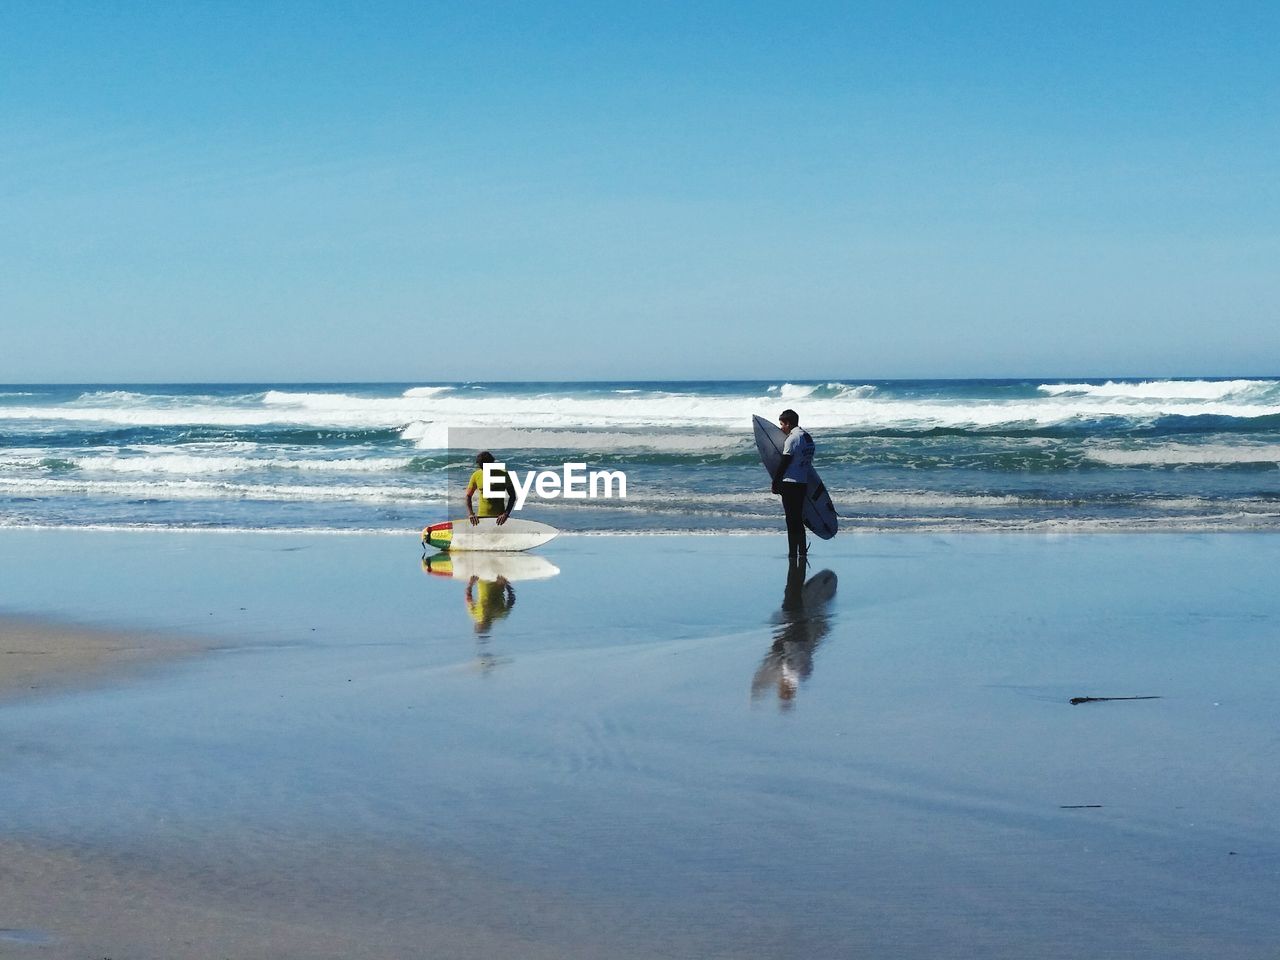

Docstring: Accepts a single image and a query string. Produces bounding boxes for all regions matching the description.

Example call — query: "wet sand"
[2,529,1279,958]
[0,615,203,703]
[0,834,666,960]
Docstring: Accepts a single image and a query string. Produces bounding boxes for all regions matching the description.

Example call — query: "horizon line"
[3,374,1279,388]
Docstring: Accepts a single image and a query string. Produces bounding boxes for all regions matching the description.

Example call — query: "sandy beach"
[0,615,203,704]
[2,529,1279,958]
[0,833,658,959]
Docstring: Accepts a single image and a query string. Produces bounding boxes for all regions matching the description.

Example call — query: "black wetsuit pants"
[781,481,807,556]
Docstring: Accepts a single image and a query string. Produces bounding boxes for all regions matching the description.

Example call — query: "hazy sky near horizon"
[2,2,1278,382]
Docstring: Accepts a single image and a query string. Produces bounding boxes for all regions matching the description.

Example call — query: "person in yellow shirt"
[464,451,513,526]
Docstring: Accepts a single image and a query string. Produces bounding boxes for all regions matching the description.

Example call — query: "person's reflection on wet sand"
[752,560,838,709]
[464,574,514,673]
[465,574,515,636]
[422,551,560,674]
[422,556,515,672]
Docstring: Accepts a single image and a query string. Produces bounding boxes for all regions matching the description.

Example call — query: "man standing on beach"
[465,451,513,526]
[771,409,814,558]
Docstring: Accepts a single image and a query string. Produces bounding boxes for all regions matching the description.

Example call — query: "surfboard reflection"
[751,561,838,709]
[422,551,561,670]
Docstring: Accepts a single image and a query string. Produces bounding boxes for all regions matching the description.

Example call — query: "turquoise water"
[2,379,1279,532]
[2,530,1279,957]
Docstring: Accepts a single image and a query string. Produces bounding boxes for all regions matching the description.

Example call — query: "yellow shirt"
[468,467,510,517]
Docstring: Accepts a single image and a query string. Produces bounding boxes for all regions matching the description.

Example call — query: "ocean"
[2,378,1279,533]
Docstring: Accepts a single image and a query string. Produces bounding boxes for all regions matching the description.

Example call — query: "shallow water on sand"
[2,530,1279,958]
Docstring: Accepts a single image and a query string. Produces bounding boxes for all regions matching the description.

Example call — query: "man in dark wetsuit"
[770,408,814,559]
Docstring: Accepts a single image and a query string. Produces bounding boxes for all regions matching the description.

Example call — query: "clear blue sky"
[2,1,1277,381]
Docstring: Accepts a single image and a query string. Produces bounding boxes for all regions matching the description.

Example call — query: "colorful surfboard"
[422,516,559,552]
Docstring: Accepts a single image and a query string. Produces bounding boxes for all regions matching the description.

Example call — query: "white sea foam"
[1037,379,1277,401]
[773,383,817,399]
[835,384,877,399]
[608,488,1280,518]
[833,489,1027,508]
[852,513,1280,532]
[72,389,262,407]
[0,445,420,475]
[399,421,451,448]
[767,382,875,400]
[0,476,445,503]
[74,390,164,405]
[1085,443,1280,466]
[75,454,417,474]
[3,383,1278,434]
[260,390,370,408]
[614,489,1035,508]
[401,423,745,452]
[401,386,454,398]
[0,452,66,470]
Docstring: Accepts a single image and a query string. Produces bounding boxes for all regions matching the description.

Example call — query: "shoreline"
[3,522,1280,536]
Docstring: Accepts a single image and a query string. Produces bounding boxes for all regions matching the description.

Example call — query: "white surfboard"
[422,517,559,552]
[752,415,838,540]
[422,551,561,582]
